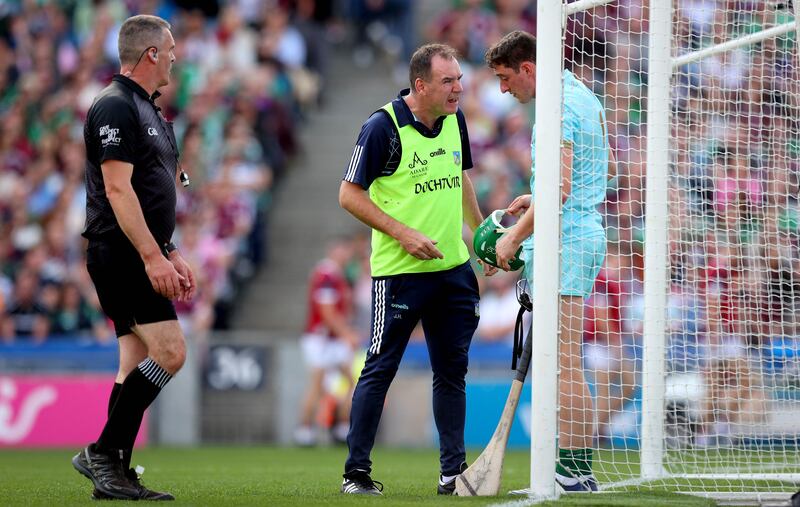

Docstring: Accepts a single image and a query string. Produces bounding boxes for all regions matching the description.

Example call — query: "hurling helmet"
[473,209,525,271]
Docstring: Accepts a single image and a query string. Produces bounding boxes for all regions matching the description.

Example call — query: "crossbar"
[565,0,615,16]
[673,21,796,67]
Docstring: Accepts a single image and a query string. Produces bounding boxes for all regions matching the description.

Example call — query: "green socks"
[556,448,593,478]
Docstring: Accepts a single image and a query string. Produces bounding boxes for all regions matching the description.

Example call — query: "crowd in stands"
[422,0,797,441]
[422,1,800,368]
[4,1,800,427]
[0,0,337,342]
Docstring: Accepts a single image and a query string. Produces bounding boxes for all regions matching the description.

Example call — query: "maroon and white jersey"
[304,259,351,338]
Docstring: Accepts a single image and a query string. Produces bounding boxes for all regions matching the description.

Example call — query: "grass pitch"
[0,446,716,506]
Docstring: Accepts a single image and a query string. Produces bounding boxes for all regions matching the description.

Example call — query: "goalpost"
[529,0,800,503]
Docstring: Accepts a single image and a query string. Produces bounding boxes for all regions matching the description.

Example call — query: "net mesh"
[559,0,800,495]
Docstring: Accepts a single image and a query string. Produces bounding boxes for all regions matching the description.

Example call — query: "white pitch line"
[487,491,559,507]
[487,496,537,507]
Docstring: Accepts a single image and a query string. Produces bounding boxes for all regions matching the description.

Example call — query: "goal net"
[530,0,800,502]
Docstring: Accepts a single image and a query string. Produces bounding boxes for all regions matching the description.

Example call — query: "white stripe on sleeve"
[345,145,364,182]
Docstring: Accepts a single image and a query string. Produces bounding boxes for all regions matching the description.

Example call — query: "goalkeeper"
[484,30,616,492]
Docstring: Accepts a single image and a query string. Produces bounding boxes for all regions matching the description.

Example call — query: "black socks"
[97,358,172,455]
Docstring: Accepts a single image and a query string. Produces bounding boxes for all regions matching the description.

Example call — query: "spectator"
[426,0,498,65]
[1,269,50,343]
[172,215,224,335]
[260,3,319,111]
[50,280,110,340]
[350,0,415,68]
[260,3,307,69]
[292,0,333,84]
[208,5,257,73]
[0,1,324,341]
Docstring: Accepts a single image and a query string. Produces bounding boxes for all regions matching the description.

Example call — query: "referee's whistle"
[179,170,190,187]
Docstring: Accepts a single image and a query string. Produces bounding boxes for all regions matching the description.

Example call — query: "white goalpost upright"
[529,0,800,503]
[529,0,564,501]
[639,0,672,485]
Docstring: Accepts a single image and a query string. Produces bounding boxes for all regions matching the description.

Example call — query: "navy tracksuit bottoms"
[345,261,480,476]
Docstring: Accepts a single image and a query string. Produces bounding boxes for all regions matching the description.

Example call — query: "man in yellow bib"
[338,43,495,496]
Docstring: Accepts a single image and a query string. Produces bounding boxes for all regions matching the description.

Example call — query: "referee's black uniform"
[82,74,180,337]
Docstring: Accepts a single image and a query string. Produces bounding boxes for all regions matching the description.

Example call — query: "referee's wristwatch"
[161,241,178,258]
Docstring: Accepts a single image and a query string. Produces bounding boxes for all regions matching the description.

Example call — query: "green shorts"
[523,235,606,298]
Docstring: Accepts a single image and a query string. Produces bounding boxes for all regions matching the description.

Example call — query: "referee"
[339,43,496,496]
[71,15,195,501]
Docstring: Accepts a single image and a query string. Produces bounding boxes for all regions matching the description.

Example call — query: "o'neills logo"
[415,176,461,194]
[430,148,446,157]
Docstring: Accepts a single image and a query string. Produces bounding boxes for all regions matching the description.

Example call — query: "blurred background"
[1,0,799,453]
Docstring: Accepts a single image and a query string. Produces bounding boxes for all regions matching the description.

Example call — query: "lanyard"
[151,99,190,187]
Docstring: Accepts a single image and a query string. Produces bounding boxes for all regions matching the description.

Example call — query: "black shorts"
[87,233,177,337]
